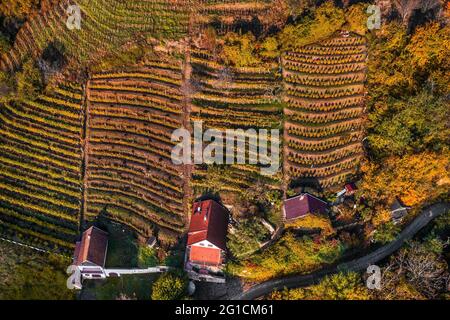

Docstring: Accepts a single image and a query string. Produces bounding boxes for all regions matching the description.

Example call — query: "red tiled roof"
[187,200,229,250]
[74,226,108,267]
[283,193,328,221]
[189,246,222,265]
[345,183,357,194]
[187,230,207,245]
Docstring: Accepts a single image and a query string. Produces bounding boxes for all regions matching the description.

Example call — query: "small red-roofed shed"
[282,193,328,221]
[345,183,358,195]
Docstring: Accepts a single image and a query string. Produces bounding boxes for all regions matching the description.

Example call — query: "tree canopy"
[151,271,188,300]
[270,272,370,300]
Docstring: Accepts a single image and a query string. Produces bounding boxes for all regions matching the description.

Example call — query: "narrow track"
[231,202,449,300]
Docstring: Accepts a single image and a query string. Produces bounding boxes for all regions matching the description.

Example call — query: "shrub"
[220,32,261,67]
[151,271,188,300]
[137,246,159,268]
[345,3,369,35]
[227,218,271,258]
[15,58,43,100]
[373,221,400,244]
[285,214,334,236]
[271,272,370,300]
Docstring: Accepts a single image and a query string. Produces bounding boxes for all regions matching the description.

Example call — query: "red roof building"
[185,200,229,273]
[282,193,328,221]
[345,183,358,195]
[73,226,108,267]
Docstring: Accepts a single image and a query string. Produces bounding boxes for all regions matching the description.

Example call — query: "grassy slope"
[0,240,75,300]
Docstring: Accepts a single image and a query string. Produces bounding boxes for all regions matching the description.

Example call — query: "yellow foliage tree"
[371,207,392,228]
[345,3,369,35]
[220,32,261,67]
[270,272,370,300]
[360,151,450,207]
[280,1,345,50]
[407,22,450,94]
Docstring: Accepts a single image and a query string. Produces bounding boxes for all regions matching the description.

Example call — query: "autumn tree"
[280,1,345,50]
[368,18,449,104]
[259,37,280,59]
[373,221,400,244]
[359,151,449,207]
[366,20,449,163]
[15,58,43,100]
[271,272,370,300]
[406,22,450,94]
[367,92,449,157]
[367,22,412,100]
[220,32,261,67]
[345,3,369,35]
[151,271,188,300]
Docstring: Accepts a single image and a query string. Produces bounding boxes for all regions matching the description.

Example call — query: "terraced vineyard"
[84,54,188,243]
[0,0,370,252]
[0,0,190,72]
[194,0,276,33]
[282,32,367,187]
[0,84,84,252]
[190,47,283,195]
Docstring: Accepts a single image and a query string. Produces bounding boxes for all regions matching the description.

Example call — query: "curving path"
[231,202,449,300]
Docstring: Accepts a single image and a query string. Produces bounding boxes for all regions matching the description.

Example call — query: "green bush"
[368,92,449,158]
[151,271,188,300]
[227,218,271,258]
[138,246,159,268]
[15,58,43,100]
[373,222,400,244]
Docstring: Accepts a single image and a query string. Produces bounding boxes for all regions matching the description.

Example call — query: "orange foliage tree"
[360,151,449,207]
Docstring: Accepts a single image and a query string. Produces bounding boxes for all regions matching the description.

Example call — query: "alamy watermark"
[367,5,382,30]
[66,264,82,289]
[366,265,382,290]
[171,121,280,176]
[66,4,81,30]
